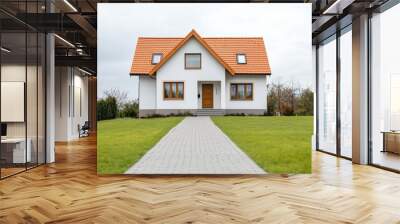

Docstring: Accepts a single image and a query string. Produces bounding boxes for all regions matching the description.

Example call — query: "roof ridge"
[138,37,263,39]
[148,30,235,76]
[203,37,264,39]
[138,37,184,39]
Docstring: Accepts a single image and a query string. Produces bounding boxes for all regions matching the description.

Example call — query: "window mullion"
[244,84,247,99]
[169,83,172,98]
[175,83,178,99]
[236,84,239,99]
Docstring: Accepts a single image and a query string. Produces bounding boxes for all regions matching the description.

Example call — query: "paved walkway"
[125,116,265,174]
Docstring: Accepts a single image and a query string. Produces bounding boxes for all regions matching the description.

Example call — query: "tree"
[296,88,314,115]
[267,84,279,115]
[103,88,128,111]
[267,82,313,116]
[97,96,118,120]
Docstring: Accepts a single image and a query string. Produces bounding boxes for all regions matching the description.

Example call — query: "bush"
[119,100,139,118]
[225,113,247,116]
[143,112,194,118]
[144,114,168,118]
[267,83,313,116]
[295,88,314,115]
[97,96,118,121]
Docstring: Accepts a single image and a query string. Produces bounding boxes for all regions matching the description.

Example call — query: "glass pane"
[177,83,184,98]
[164,83,170,98]
[39,1,46,14]
[371,4,400,171]
[246,84,252,99]
[0,1,27,14]
[238,84,245,99]
[185,54,200,68]
[27,31,38,168]
[1,32,27,177]
[391,76,400,116]
[231,84,237,98]
[27,0,39,14]
[237,54,246,64]
[340,29,352,158]
[318,36,337,154]
[152,54,162,64]
[171,83,177,98]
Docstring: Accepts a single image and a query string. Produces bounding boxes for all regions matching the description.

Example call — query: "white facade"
[138,37,268,115]
[139,76,156,109]
[156,38,226,110]
[225,75,267,110]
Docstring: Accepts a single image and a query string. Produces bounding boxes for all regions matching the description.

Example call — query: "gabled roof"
[130,29,271,76]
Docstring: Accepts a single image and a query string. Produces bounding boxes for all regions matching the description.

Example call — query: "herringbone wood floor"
[1,135,400,224]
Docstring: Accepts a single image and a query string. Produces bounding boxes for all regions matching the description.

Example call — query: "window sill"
[163,98,184,101]
[230,98,253,101]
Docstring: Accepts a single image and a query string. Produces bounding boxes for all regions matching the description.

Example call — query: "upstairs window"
[185,53,201,69]
[151,53,163,64]
[237,53,247,64]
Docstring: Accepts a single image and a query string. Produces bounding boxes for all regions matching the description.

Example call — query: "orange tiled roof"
[130,30,271,76]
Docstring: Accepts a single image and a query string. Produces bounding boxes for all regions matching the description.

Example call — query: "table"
[381,131,400,154]
[1,138,31,164]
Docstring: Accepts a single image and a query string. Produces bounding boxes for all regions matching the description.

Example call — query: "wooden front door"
[202,84,213,108]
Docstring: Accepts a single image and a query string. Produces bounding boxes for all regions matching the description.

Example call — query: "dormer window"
[237,53,247,64]
[151,53,163,64]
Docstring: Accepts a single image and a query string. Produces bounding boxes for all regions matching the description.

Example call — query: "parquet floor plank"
[1,135,400,223]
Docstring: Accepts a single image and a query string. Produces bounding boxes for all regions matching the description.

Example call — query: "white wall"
[55,67,69,141]
[71,74,89,138]
[139,76,156,109]
[55,67,89,141]
[156,37,226,109]
[225,75,267,110]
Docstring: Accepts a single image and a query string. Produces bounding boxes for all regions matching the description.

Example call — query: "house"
[130,30,271,117]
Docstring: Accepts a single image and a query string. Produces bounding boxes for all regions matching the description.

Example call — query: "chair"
[79,121,90,138]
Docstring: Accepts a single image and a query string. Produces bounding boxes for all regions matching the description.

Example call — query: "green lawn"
[97,117,183,174]
[212,116,312,173]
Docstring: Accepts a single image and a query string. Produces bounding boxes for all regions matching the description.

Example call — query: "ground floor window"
[230,83,253,100]
[163,82,184,100]
[317,36,337,154]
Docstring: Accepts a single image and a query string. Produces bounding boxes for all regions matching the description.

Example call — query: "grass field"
[98,116,312,174]
[212,116,312,173]
[97,117,183,174]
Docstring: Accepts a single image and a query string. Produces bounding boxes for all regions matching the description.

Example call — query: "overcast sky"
[98,3,312,100]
